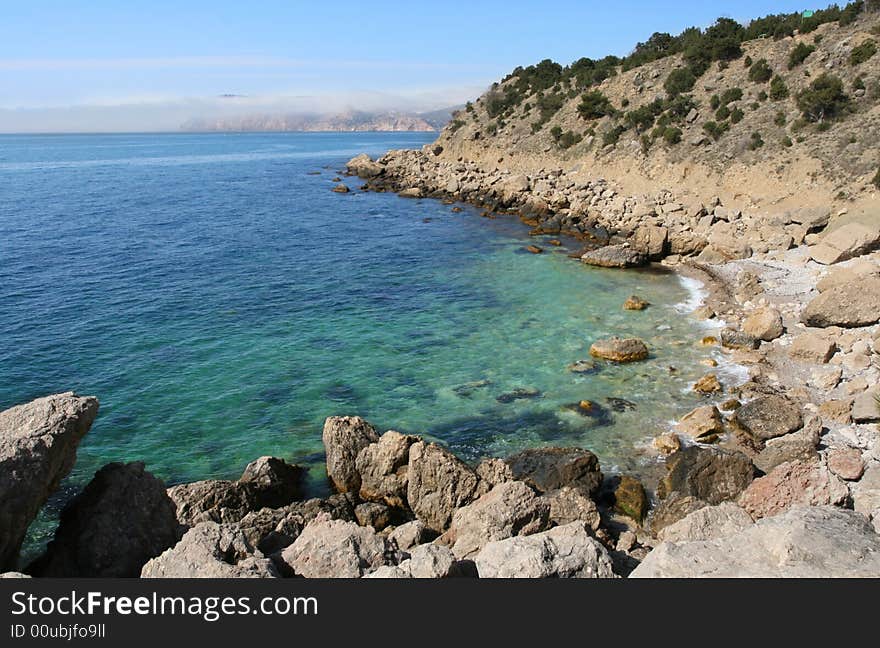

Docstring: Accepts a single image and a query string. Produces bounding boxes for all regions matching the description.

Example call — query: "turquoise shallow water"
[0,132,724,557]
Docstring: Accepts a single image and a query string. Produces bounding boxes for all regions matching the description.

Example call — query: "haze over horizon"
[2,0,813,133]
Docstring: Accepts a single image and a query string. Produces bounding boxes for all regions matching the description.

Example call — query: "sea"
[0,131,731,558]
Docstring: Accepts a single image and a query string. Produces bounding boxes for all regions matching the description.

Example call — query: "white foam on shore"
[673,274,710,318]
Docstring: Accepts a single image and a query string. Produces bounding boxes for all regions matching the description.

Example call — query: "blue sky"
[1,1,816,130]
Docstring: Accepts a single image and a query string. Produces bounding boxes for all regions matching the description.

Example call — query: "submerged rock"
[332,183,350,193]
[0,392,99,571]
[589,337,649,362]
[633,506,880,578]
[29,462,179,578]
[623,295,649,310]
[496,387,542,403]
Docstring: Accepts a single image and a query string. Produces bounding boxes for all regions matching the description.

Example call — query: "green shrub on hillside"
[770,75,790,100]
[715,105,731,120]
[744,55,753,67]
[851,40,877,66]
[663,126,683,145]
[665,67,698,97]
[720,88,743,104]
[797,73,850,121]
[602,124,627,146]
[625,99,665,132]
[854,75,866,91]
[748,58,773,83]
[782,135,793,147]
[749,132,765,150]
[758,90,769,101]
[730,107,745,123]
[703,120,730,140]
[774,111,787,126]
[449,119,465,133]
[710,94,721,109]
[577,90,615,120]
[788,42,816,69]
[839,2,862,26]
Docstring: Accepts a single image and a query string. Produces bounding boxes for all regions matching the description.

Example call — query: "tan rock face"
[589,336,649,362]
[817,259,880,292]
[322,416,379,494]
[738,459,848,519]
[653,433,682,455]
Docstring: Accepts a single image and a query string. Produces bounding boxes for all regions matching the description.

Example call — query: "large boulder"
[323,416,379,494]
[657,447,755,504]
[406,441,483,533]
[789,333,837,363]
[28,462,179,577]
[443,481,550,559]
[732,396,803,442]
[167,456,304,526]
[589,337,649,362]
[632,506,880,577]
[141,522,278,578]
[742,307,784,341]
[800,278,880,328]
[657,502,754,543]
[675,405,725,440]
[633,225,669,260]
[0,393,99,571]
[580,245,647,268]
[752,417,820,473]
[738,459,849,519]
[474,522,616,579]
[279,513,389,578]
[345,153,383,179]
[355,430,417,509]
[505,447,603,496]
[808,223,880,265]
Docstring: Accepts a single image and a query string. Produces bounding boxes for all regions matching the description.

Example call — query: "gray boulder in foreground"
[632,506,880,578]
[474,522,616,578]
[0,392,99,571]
[141,522,278,578]
[28,462,180,577]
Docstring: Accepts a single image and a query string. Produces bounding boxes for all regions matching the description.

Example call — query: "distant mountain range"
[180,107,463,133]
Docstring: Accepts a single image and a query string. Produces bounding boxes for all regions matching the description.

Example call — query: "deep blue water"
[0,132,725,555]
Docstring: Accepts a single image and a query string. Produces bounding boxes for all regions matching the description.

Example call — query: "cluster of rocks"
[3,392,880,578]
[344,151,877,272]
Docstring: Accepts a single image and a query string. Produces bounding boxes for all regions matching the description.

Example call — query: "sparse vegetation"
[662,126,683,145]
[720,88,743,104]
[874,166,880,188]
[782,135,793,147]
[703,120,730,140]
[749,131,765,150]
[577,90,615,120]
[664,67,697,97]
[797,73,850,122]
[602,124,626,146]
[788,42,816,70]
[850,39,877,66]
[770,75,790,100]
[715,105,731,120]
[449,119,465,133]
[748,58,773,83]
[730,107,745,123]
[774,111,787,126]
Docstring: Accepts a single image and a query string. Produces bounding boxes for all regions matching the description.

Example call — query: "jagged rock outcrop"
[141,522,278,578]
[323,416,379,493]
[355,430,417,509]
[657,446,755,505]
[738,459,849,519]
[279,513,391,578]
[28,462,180,577]
[632,506,880,578]
[474,522,616,579]
[167,456,304,526]
[406,441,484,532]
[442,480,550,559]
[0,393,99,571]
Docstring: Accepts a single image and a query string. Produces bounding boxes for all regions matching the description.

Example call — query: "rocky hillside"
[434,6,880,213]
[181,110,437,132]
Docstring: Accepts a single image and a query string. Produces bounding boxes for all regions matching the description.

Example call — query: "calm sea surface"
[0,132,730,557]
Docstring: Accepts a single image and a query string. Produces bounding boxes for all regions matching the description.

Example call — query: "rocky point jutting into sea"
[3,7,880,579]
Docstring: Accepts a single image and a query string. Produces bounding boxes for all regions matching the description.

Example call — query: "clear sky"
[1,0,816,131]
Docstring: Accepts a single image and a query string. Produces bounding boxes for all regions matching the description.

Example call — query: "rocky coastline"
[2,142,879,578]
